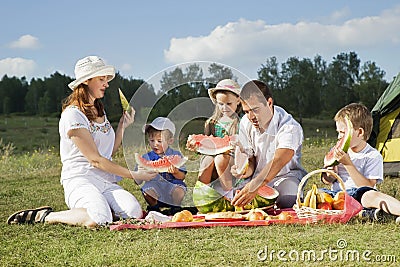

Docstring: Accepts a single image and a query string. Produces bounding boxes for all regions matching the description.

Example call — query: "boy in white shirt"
[322,103,400,223]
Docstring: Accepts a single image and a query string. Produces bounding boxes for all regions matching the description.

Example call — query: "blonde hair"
[62,83,104,121]
[334,103,372,140]
[205,91,241,136]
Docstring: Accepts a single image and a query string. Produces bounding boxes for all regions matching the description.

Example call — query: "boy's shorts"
[141,175,187,206]
[322,186,377,204]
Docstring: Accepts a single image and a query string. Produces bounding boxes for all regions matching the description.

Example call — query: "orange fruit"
[172,210,193,222]
[334,191,345,201]
[332,199,345,210]
[248,211,265,221]
[322,192,334,204]
[181,210,193,221]
[317,202,332,210]
[278,211,292,221]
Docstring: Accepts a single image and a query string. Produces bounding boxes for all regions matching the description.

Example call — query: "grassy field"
[1,115,400,266]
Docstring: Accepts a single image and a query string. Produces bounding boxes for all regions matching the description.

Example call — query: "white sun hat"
[143,117,176,136]
[208,79,241,104]
[68,56,115,90]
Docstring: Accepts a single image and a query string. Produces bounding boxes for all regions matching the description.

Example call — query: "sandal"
[7,206,53,224]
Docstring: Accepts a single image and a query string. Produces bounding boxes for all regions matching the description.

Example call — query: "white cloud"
[9,34,40,49]
[0,57,37,78]
[164,6,400,75]
[326,7,351,23]
[120,63,133,72]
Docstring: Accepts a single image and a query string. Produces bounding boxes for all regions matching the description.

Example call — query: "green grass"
[0,115,59,153]
[1,116,400,266]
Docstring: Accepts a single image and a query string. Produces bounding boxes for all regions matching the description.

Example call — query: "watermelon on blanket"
[192,181,235,213]
[193,181,279,213]
[323,116,353,167]
[252,185,279,208]
[235,185,279,211]
[134,153,187,172]
[186,134,233,155]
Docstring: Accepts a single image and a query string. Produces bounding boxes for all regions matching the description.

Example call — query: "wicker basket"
[293,169,345,220]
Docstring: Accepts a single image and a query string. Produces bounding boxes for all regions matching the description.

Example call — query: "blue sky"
[1,0,400,84]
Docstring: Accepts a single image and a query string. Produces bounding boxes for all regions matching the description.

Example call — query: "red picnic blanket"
[109,209,337,231]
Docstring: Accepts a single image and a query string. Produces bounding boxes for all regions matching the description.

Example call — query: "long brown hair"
[62,84,104,121]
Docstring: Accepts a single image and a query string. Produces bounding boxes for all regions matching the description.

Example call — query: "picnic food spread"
[300,184,345,211]
[192,181,279,213]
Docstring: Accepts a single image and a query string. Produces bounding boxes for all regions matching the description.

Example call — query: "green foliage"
[0,115,59,153]
[0,51,391,122]
[257,51,389,119]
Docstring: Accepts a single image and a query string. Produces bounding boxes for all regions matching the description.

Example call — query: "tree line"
[0,51,392,122]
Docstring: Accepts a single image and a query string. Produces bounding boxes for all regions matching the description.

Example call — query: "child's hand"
[166,165,178,174]
[185,139,198,151]
[321,166,338,184]
[333,147,352,166]
[166,165,185,180]
[229,134,239,146]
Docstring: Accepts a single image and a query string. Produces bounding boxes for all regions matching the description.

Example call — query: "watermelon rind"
[196,146,233,156]
[323,116,353,167]
[192,181,234,213]
[251,185,279,208]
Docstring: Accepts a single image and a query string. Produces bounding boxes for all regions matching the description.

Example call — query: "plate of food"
[234,204,275,214]
[204,211,244,222]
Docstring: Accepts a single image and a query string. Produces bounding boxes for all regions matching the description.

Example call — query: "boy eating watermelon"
[322,103,400,223]
[134,117,187,215]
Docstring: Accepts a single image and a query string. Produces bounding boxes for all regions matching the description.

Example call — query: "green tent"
[368,73,400,177]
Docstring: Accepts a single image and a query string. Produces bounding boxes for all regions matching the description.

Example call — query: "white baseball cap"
[143,117,176,136]
[68,56,115,90]
[208,79,241,104]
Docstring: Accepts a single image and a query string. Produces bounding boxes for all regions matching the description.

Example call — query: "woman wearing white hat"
[7,56,155,227]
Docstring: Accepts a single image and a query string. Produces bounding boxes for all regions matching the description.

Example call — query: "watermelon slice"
[234,146,249,175]
[323,116,353,167]
[252,185,279,208]
[118,88,132,113]
[134,153,187,172]
[186,134,233,155]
